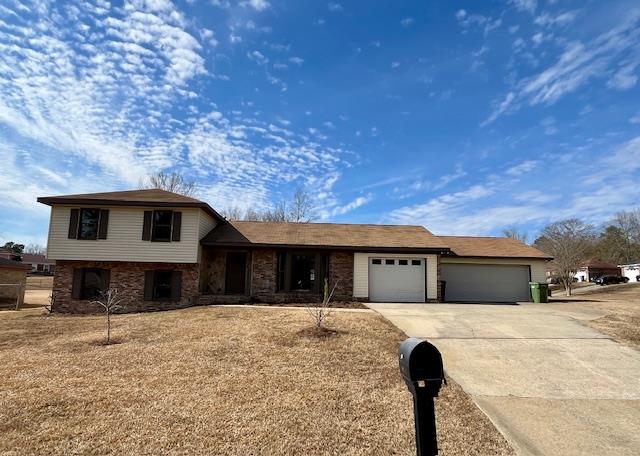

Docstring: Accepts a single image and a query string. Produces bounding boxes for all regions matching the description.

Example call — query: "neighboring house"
[619,262,640,282]
[574,260,621,282]
[0,247,21,262]
[38,189,552,313]
[22,254,55,274]
[0,258,30,304]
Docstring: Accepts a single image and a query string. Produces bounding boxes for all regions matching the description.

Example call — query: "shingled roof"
[0,258,31,270]
[38,189,224,221]
[439,236,552,259]
[202,221,449,252]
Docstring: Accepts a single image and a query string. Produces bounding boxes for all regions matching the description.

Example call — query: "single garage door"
[441,263,531,302]
[369,258,425,302]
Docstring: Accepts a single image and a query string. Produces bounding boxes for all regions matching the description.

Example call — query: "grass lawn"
[0,306,513,455]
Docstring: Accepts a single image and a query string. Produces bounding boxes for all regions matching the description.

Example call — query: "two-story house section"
[38,189,223,313]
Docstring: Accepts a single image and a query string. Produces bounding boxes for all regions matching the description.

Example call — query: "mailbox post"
[399,337,444,456]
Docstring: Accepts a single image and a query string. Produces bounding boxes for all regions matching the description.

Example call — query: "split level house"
[38,189,552,313]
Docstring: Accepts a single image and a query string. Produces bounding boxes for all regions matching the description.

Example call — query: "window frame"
[78,268,109,300]
[77,208,100,240]
[151,210,173,242]
[276,251,327,294]
[152,270,174,300]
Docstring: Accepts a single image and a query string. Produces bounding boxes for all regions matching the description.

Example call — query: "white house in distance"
[619,263,640,282]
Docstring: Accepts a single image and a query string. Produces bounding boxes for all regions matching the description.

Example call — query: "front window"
[277,252,326,293]
[82,269,106,299]
[78,208,100,240]
[152,210,173,242]
[291,254,316,291]
[153,270,174,300]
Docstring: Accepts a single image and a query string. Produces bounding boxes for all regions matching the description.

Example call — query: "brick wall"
[329,251,354,300]
[249,249,354,303]
[52,261,199,313]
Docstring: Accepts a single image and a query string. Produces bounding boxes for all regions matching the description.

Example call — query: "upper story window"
[79,208,100,240]
[142,210,182,242]
[152,211,173,242]
[68,208,109,240]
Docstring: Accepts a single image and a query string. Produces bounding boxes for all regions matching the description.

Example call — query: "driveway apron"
[367,302,640,456]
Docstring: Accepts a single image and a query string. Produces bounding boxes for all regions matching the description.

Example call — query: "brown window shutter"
[68,209,80,239]
[144,270,154,300]
[171,211,182,241]
[98,209,109,239]
[171,270,182,300]
[72,268,83,299]
[142,211,152,241]
[100,269,111,291]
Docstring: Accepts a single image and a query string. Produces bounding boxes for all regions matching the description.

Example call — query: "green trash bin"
[530,282,549,303]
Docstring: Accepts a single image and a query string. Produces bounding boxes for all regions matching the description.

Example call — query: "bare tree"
[221,190,316,223]
[24,243,46,255]
[288,189,316,222]
[139,171,197,197]
[502,228,529,244]
[534,219,596,296]
[261,201,287,222]
[306,278,339,331]
[90,288,124,344]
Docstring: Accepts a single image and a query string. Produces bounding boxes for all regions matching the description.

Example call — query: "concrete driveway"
[367,302,640,455]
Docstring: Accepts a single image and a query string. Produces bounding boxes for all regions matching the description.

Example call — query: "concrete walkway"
[367,302,640,456]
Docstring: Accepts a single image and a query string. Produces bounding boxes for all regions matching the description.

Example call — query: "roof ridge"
[230,220,428,228]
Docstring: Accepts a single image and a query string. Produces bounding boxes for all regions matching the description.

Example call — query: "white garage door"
[369,258,425,302]
[441,263,531,302]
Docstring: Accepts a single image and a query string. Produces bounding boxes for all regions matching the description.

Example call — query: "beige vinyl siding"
[198,212,217,240]
[440,257,549,283]
[353,252,439,300]
[197,212,218,262]
[46,205,202,263]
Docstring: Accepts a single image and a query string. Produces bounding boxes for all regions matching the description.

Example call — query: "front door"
[225,252,247,294]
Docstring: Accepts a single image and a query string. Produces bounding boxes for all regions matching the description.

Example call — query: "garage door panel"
[369,258,425,302]
[442,264,530,302]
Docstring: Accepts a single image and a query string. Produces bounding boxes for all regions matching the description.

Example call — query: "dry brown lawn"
[579,284,640,349]
[0,306,513,455]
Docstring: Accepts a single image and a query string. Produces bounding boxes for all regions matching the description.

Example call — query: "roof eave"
[200,240,450,254]
[37,197,226,223]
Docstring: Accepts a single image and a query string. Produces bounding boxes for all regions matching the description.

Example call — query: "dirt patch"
[0,306,513,455]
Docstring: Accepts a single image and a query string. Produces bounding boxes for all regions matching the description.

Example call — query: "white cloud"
[391,61,400,69]
[483,13,640,125]
[243,0,270,12]
[400,17,415,28]
[328,194,372,217]
[506,160,538,176]
[328,2,343,13]
[289,56,304,65]
[534,10,578,27]
[247,50,268,64]
[509,0,537,15]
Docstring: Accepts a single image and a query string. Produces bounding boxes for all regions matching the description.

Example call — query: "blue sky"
[0,0,639,245]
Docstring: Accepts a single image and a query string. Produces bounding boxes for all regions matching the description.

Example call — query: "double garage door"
[369,258,425,302]
[441,263,531,302]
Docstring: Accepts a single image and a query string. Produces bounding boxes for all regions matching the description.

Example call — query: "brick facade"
[52,261,199,313]
[329,251,354,301]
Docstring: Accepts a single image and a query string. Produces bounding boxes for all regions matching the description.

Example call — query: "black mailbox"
[399,337,445,456]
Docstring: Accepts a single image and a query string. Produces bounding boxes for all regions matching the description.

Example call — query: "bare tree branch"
[90,288,124,344]
[139,171,197,197]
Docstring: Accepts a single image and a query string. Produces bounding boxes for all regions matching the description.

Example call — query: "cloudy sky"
[0,0,639,245]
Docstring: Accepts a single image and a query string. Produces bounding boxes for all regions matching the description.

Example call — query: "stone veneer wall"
[52,260,199,313]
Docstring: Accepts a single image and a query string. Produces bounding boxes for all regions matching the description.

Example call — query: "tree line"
[504,209,640,295]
